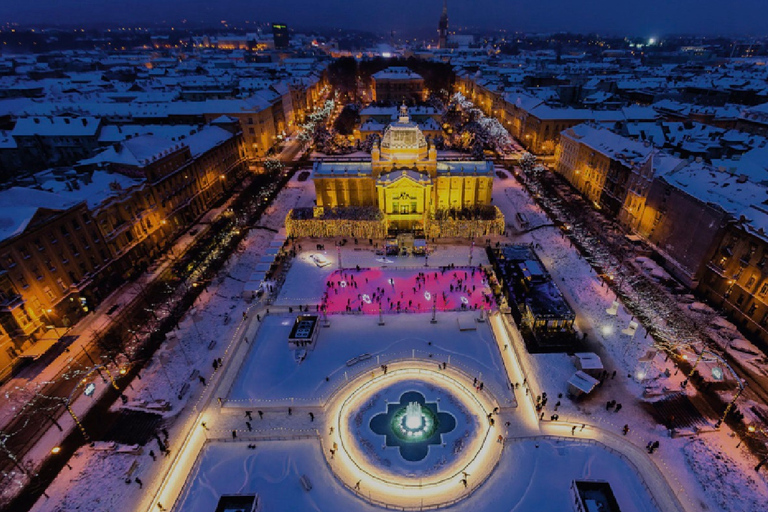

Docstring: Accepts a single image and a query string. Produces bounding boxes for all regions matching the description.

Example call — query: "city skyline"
[0,7,767,512]
[2,0,768,36]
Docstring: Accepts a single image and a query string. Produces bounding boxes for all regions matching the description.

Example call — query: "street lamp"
[51,446,73,469]
[737,425,757,448]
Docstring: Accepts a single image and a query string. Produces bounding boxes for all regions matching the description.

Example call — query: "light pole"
[431,296,437,324]
[737,426,756,448]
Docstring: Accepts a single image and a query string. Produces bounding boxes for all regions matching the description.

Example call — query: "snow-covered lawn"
[226,312,514,407]
[175,436,663,512]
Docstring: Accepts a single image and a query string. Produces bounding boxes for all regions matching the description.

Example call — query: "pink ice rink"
[321,267,494,314]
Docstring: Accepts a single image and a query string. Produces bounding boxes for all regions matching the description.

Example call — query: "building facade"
[556,124,656,230]
[371,67,426,104]
[0,124,247,378]
[699,210,768,350]
[309,105,500,235]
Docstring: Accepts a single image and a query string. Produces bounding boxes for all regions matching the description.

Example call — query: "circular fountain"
[325,362,503,509]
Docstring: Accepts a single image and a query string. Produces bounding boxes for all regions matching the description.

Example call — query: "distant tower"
[272,23,290,49]
[438,0,448,49]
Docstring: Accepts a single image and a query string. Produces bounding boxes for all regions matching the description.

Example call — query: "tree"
[520,152,537,173]
[313,126,332,153]
[360,133,381,153]
[333,105,359,136]
[264,158,284,175]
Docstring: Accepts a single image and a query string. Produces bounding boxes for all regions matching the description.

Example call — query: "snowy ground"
[174,437,663,512]
[226,312,514,407]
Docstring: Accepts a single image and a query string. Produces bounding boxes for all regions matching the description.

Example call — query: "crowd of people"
[320,266,494,314]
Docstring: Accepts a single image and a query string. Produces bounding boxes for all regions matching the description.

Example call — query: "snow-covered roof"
[436,161,494,176]
[377,169,432,185]
[37,171,144,210]
[12,116,101,137]
[0,187,81,244]
[562,124,654,167]
[313,161,372,176]
[185,126,235,157]
[372,67,424,81]
[83,135,187,168]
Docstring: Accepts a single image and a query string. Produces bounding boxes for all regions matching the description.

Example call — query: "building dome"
[380,105,428,161]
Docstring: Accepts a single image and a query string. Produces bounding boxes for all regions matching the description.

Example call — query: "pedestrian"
[355,480,361,490]
[198,375,206,385]
[572,426,577,435]
[461,478,468,488]
[651,440,660,453]
[474,377,477,386]
[605,400,613,411]
[497,434,504,443]
[479,382,484,391]
[330,449,335,459]
[540,412,545,420]
[213,360,219,370]
[258,410,263,419]
[232,430,237,440]
[256,314,261,322]
[614,403,622,413]
[554,401,560,411]
[622,424,629,436]
[309,412,314,422]
[149,450,156,461]
[246,410,252,420]
[288,407,292,416]
[135,477,143,488]
[646,441,653,452]
[243,311,247,320]
[201,422,208,431]
[246,421,252,432]
[157,504,166,511]
[580,424,585,431]
[329,426,334,435]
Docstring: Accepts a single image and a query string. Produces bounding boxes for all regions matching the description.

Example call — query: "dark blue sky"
[2,0,767,36]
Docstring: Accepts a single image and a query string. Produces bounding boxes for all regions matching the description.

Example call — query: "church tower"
[438,0,448,49]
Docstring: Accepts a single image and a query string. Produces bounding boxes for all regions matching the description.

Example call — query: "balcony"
[0,294,24,312]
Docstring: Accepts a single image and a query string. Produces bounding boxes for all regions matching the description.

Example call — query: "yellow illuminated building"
[312,105,498,234]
